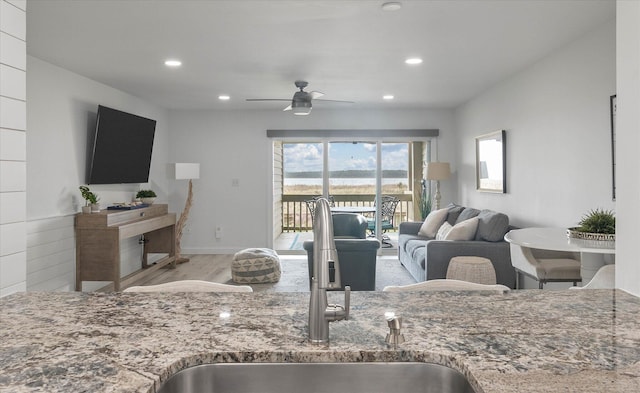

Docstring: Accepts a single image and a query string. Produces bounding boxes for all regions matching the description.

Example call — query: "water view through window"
[283,142,409,195]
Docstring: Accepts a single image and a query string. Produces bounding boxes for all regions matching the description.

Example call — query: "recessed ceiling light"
[218,95,230,101]
[383,95,395,100]
[381,2,402,12]
[405,57,423,65]
[164,59,182,67]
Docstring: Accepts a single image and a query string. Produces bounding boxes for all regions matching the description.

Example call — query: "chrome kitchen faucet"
[308,197,350,344]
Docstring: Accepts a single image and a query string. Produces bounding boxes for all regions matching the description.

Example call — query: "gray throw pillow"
[446,205,465,225]
[474,210,510,242]
[455,207,480,224]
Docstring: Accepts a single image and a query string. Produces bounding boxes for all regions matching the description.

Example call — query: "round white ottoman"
[232,248,281,284]
[446,256,497,285]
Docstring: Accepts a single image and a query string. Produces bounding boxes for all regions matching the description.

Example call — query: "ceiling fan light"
[381,2,402,12]
[291,100,312,115]
[293,106,311,115]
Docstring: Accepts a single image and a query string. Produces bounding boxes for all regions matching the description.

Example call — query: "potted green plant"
[136,189,157,205]
[79,186,100,213]
[568,208,615,241]
[419,179,432,220]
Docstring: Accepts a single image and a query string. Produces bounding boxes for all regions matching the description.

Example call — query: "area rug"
[243,256,416,293]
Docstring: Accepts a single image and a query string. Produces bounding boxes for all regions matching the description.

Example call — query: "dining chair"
[509,244,581,289]
[123,280,253,292]
[382,279,510,293]
[569,264,615,289]
[367,195,399,247]
[304,195,335,224]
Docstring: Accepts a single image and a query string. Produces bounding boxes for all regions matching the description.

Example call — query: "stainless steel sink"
[157,362,476,393]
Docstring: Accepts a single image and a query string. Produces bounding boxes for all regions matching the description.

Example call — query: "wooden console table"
[75,204,176,291]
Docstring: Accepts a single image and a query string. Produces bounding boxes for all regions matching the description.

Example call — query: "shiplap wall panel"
[0,0,26,39]
[26,215,147,292]
[0,128,26,160]
[0,0,27,296]
[0,31,26,69]
[26,216,75,291]
[0,96,26,130]
[5,0,26,11]
[0,64,26,100]
[0,191,25,224]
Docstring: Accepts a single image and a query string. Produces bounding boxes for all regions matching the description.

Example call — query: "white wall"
[0,0,27,296]
[454,20,616,228]
[454,18,640,295]
[615,1,640,297]
[167,108,455,253]
[25,56,169,291]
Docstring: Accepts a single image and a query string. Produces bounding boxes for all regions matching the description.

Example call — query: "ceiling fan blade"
[310,91,324,99]
[283,104,292,111]
[314,99,355,104]
[246,98,291,102]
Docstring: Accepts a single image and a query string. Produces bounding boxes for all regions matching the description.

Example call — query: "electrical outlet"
[215,226,222,239]
[231,178,239,187]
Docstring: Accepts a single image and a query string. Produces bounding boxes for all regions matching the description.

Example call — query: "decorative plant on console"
[79,186,100,213]
[568,208,615,241]
[136,189,157,205]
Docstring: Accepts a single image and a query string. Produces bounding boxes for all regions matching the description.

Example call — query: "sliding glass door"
[328,142,378,206]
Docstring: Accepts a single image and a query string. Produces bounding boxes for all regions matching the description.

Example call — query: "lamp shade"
[425,162,451,181]
[172,163,200,180]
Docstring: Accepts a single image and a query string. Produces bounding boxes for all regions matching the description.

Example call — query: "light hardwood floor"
[118,254,415,293]
[124,254,236,288]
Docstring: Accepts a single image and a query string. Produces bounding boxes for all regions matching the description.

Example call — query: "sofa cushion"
[435,222,452,240]
[455,207,481,224]
[445,217,479,241]
[405,239,426,261]
[446,205,465,225]
[474,209,510,242]
[418,208,449,237]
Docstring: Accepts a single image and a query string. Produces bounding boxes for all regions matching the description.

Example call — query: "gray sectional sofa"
[398,205,517,288]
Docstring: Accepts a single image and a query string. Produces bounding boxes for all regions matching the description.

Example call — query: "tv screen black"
[88,105,156,184]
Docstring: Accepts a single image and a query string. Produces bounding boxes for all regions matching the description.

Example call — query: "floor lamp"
[425,162,451,210]
[173,163,200,264]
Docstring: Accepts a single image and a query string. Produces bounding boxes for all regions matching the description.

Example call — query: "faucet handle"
[385,315,405,349]
[344,286,351,320]
[386,315,402,330]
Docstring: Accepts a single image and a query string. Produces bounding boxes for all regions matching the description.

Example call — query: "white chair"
[570,264,615,289]
[509,244,581,289]
[383,279,510,293]
[123,280,253,293]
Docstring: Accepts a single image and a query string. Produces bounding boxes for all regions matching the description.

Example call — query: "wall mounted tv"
[88,105,156,184]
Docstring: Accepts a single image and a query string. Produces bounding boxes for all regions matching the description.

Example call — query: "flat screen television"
[88,105,156,184]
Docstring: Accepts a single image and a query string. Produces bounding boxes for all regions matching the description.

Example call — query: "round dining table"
[505,227,615,284]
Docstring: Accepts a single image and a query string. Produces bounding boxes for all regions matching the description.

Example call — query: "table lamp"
[172,163,200,264]
[425,162,451,210]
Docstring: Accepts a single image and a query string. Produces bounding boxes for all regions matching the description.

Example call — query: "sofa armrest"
[399,221,423,236]
[425,240,516,288]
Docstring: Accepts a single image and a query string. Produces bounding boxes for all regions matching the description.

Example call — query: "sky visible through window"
[283,142,409,194]
[284,142,407,172]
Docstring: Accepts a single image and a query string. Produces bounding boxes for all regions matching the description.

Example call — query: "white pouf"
[446,256,497,285]
[232,248,281,284]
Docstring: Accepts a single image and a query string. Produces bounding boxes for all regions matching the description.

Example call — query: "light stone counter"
[1,290,639,392]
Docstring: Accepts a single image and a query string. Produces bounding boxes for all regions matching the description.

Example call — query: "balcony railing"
[281,194,414,232]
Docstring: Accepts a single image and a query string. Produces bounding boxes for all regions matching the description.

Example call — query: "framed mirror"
[475,130,506,193]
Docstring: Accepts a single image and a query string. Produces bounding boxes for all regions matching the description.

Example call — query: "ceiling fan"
[246,80,354,115]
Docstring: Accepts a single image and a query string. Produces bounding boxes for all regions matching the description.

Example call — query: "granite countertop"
[1,289,639,392]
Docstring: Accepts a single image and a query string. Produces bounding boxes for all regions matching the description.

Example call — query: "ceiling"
[26,0,615,111]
